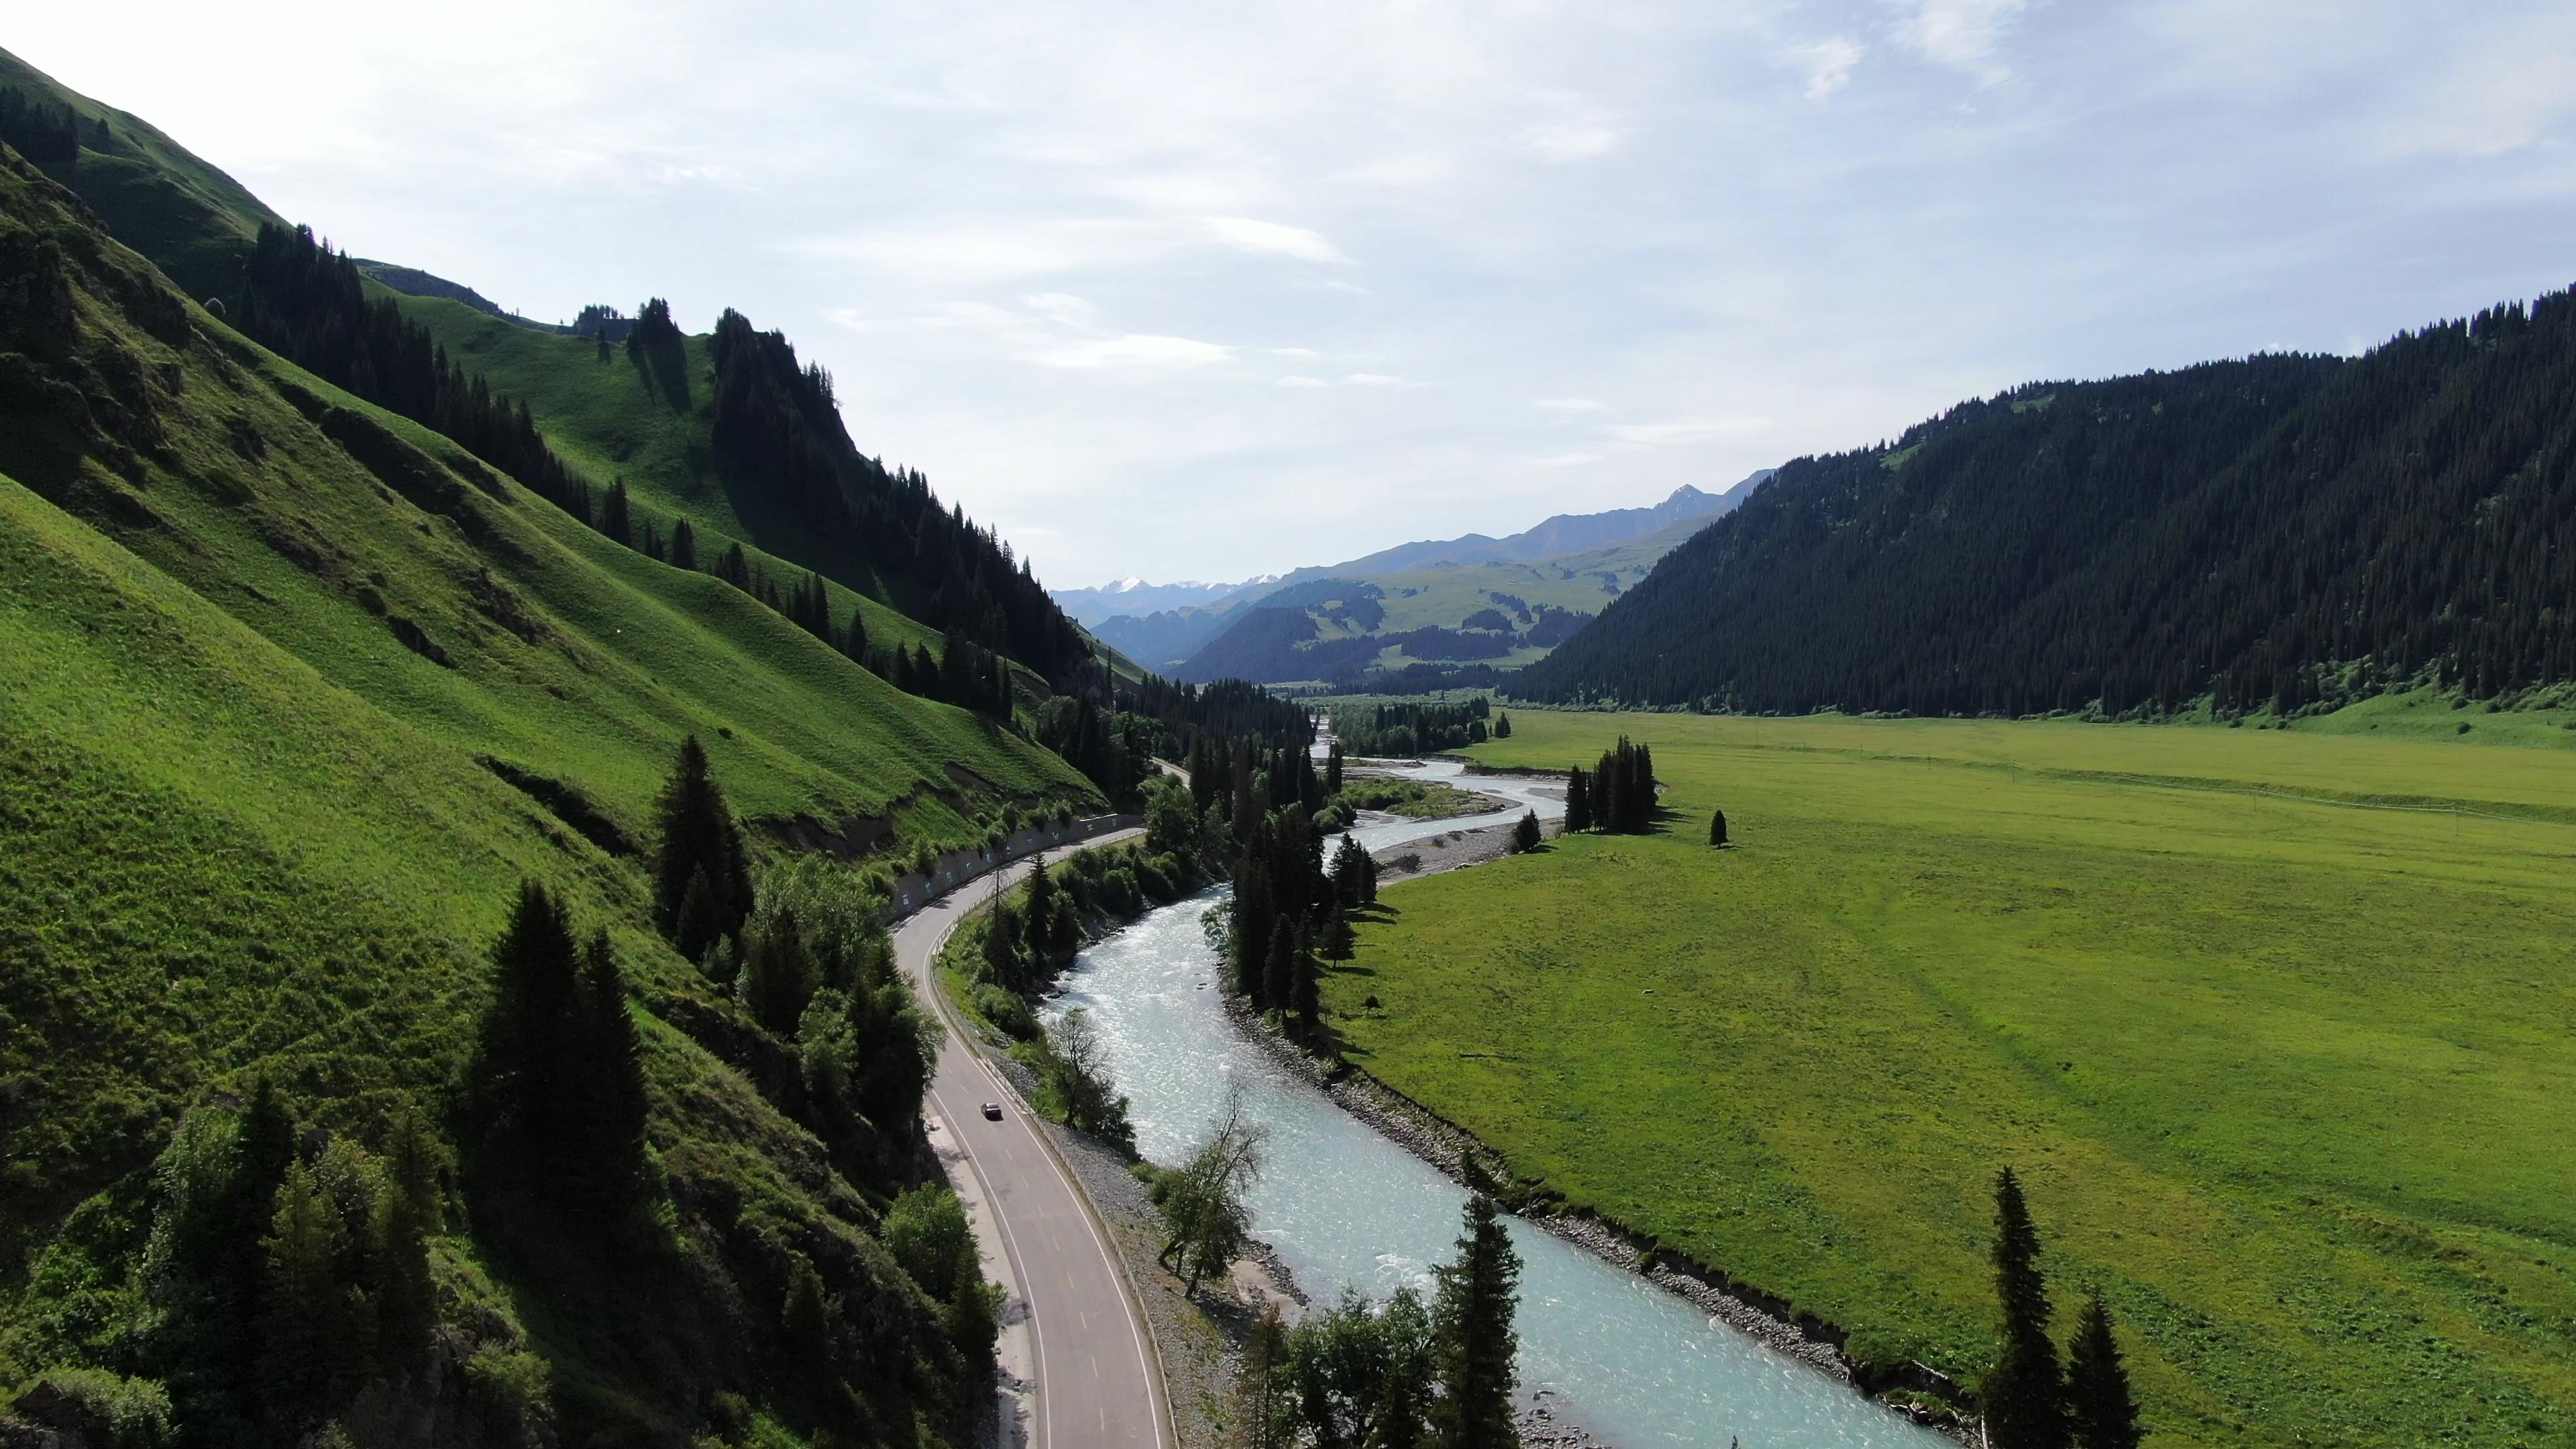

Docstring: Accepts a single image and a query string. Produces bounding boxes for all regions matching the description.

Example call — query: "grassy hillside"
[0,141,1096,1445]
[388,292,953,665]
[0,45,283,301]
[1328,709,2576,1449]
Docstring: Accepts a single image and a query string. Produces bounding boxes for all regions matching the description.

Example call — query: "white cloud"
[1602,417,1770,445]
[1894,0,2030,85]
[1522,90,1627,162]
[1203,217,1353,265]
[1788,38,1864,101]
[1027,334,1234,370]
[1021,292,1098,323]
[19,0,2569,584]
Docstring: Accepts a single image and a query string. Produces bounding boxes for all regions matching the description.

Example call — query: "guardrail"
[885,812,1145,920]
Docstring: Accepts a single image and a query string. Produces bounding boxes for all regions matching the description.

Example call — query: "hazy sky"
[16,3,2576,586]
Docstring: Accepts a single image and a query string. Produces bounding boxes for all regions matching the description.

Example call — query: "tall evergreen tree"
[1563,769,1592,833]
[258,1160,360,1433]
[2066,1292,2142,1449]
[1326,741,1346,792]
[1493,712,1511,739]
[573,930,653,1206]
[1709,810,1728,847]
[1511,811,1542,854]
[982,898,1022,989]
[1981,1168,2068,1449]
[742,910,822,1036]
[1430,1159,1522,1449]
[843,602,870,667]
[1263,920,1297,1016]
[472,880,582,1148]
[370,1110,439,1370]
[1291,930,1322,1042]
[672,517,698,571]
[598,477,633,546]
[653,736,753,947]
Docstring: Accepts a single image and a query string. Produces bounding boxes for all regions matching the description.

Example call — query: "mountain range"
[1083,472,1770,679]
[1522,313,2576,718]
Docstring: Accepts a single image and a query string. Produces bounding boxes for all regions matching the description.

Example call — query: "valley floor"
[1324,708,2576,1449]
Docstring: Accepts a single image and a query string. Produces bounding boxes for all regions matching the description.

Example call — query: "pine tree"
[843,604,870,667]
[1981,1168,2068,1449]
[1326,742,1345,792]
[573,930,652,1206]
[1493,712,1511,739]
[1263,920,1297,1016]
[473,880,582,1148]
[1022,858,1062,966]
[260,1160,359,1432]
[674,865,724,966]
[1292,932,1322,1042]
[2066,1292,2142,1449]
[370,1110,441,1371]
[782,1255,835,1385]
[742,910,821,1036]
[672,518,698,572]
[1564,769,1591,833]
[1430,1158,1522,1449]
[1709,810,1728,848]
[598,478,632,546]
[983,898,1022,988]
[1511,811,1542,853]
[1321,904,1356,964]
[653,736,753,945]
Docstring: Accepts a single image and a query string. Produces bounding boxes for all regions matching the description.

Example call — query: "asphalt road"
[892,832,1169,1449]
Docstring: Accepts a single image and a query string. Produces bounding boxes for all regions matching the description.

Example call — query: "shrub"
[13,1368,174,1449]
[971,983,1038,1040]
[464,1347,552,1434]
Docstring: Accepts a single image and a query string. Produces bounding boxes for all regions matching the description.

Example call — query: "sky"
[14,2,2576,588]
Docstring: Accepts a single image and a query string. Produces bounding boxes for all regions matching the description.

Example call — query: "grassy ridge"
[0,145,1092,1440]
[1326,710,2576,1449]
[390,292,945,662]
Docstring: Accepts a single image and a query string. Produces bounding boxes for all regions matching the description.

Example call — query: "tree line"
[705,308,1097,690]
[1520,289,2576,716]
[0,87,93,167]
[1563,736,1654,835]
[227,227,1110,724]
[1328,698,1494,755]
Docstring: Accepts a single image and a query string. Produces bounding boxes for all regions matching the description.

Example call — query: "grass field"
[1326,709,2576,1449]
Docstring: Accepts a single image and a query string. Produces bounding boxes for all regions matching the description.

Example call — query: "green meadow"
[1327,709,2576,1449]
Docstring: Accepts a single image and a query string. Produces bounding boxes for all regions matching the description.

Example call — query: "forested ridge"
[1519,290,2576,716]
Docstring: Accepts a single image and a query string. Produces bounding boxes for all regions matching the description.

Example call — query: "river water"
[1044,760,1948,1449]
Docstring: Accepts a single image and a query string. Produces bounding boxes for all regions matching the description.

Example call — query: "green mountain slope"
[0,133,1090,1446]
[0,46,283,300]
[1521,302,2576,716]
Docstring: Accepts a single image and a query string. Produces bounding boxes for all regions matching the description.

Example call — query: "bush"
[464,1347,552,1435]
[14,1368,174,1449]
[971,983,1038,1040]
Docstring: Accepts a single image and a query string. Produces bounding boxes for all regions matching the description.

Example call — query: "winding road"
[893,831,1171,1449]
